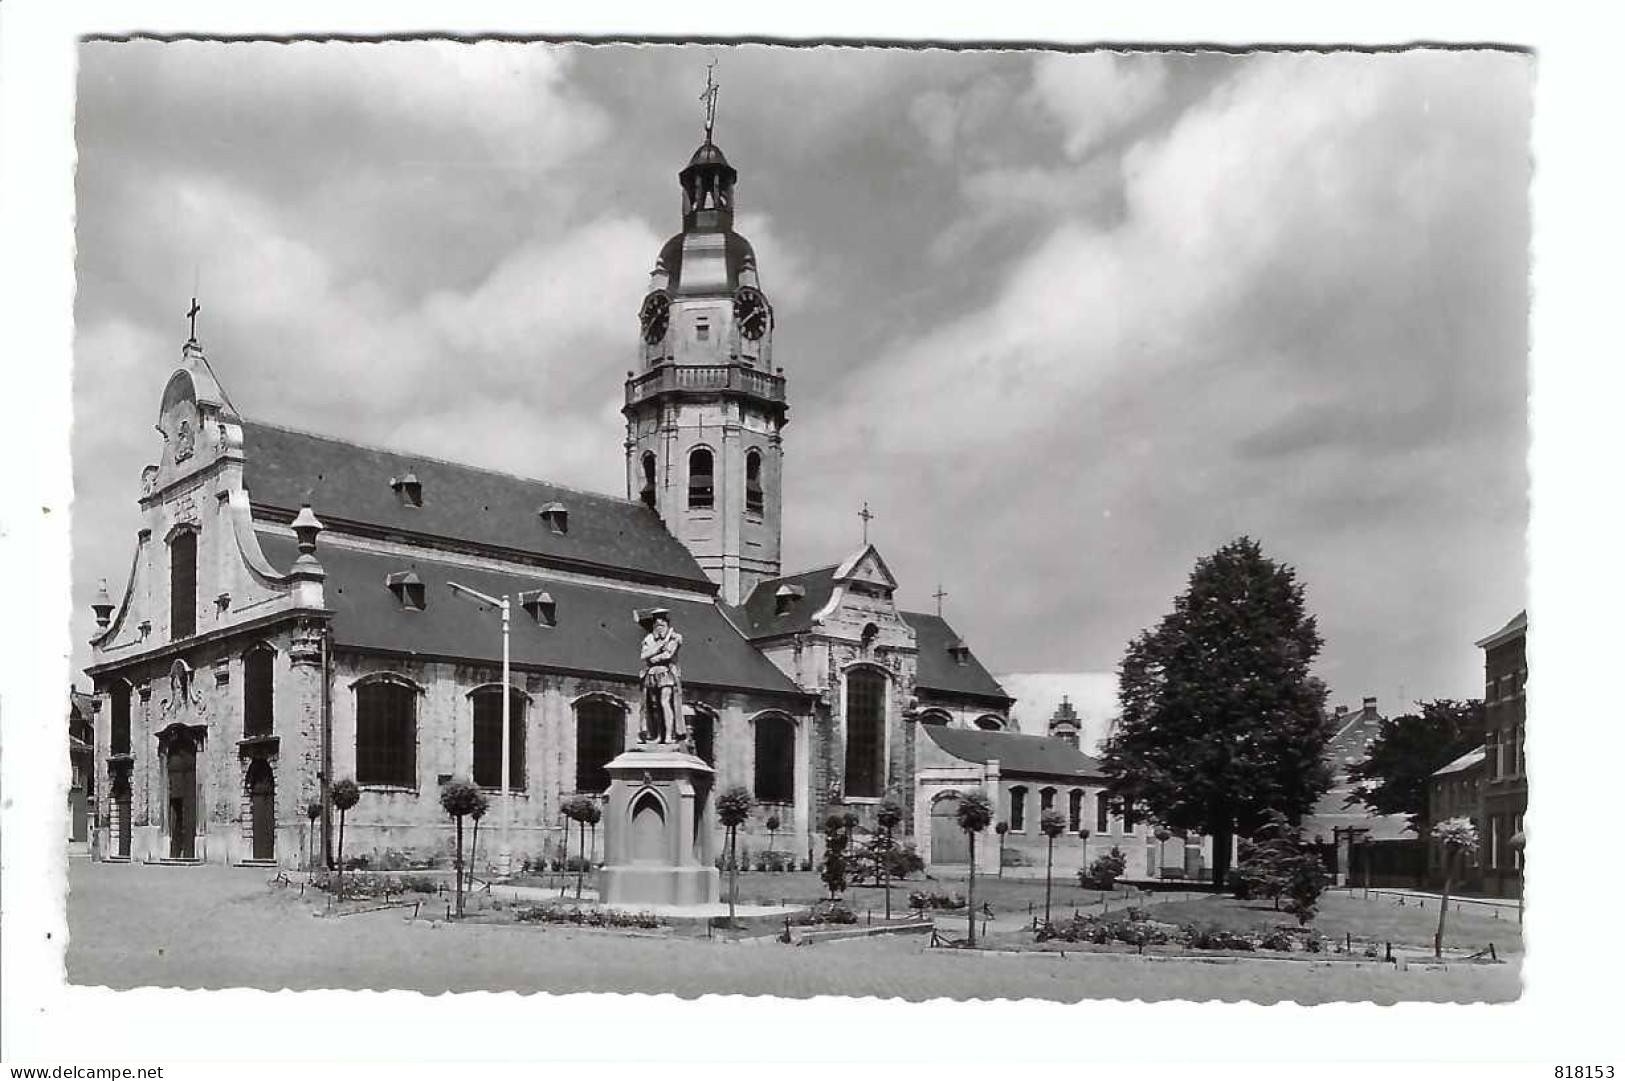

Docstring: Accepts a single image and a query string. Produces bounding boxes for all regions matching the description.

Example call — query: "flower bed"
[513,904,663,929]
[1035,909,1339,955]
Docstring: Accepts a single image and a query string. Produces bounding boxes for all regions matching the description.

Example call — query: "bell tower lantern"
[624,79,786,605]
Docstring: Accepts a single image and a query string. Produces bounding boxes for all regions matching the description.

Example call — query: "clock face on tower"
[639,291,671,344]
[733,286,771,341]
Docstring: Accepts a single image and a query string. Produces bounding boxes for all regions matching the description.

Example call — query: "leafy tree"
[1432,816,1479,958]
[955,790,994,946]
[330,778,360,901]
[466,788,490,890]
[440,779,482,917]
[1346,699,1485,831]
[994,821,1009,878]
[1232,811,1329,924]
[1100,536,1333,893]
[717,786,755,923]
[820,812,850,900]
[1039,809,1067,927]
[875,798,903,920]
[562,796,599,900]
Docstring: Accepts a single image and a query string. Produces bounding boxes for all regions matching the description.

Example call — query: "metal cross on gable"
[186,297,201,342]
[933,583,948,617]
[859,502,874,545]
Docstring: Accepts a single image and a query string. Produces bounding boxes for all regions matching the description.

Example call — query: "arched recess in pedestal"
[630,790,667,864]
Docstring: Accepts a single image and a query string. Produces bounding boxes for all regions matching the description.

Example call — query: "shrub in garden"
[820,813,851,899]
[1078,847,1127,890]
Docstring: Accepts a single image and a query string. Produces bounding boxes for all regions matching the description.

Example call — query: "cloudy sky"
[70,42,1530,719]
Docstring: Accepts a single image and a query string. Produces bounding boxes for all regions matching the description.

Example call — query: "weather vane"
[700,57,720,142]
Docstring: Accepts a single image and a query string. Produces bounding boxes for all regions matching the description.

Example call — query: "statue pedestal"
[597,745,719,908]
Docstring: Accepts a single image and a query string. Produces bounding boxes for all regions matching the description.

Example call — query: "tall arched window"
[170,530,197,640]
[687,447,714,509]
[243,646,274,738]
[1096,792,1111,833]
[356,678,417,787]
[472,687,527,791]
[1009,786,1028,832]
[1068,789,1084,833]
[745,450,764,515]
[109,681,131,756]
[574,697,626,794]
[1040,787,1056,815]
[843,668,886,799]
[640,452,657,510]
[754,713,795,803]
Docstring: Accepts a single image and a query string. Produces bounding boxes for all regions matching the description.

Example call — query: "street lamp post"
[1510,829,1526,925]
[449,581,512,877]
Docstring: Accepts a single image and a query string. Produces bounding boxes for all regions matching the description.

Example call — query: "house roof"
[241,421,713,590]
[905,611,1012,704]
[921,725,1102,780]
[1475,609,1527,651]
[258,532,805,698]
[1432,745,1487,778]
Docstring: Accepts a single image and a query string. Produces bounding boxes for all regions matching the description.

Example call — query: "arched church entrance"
[165,733,199,860]
[247,757,275,861]
[930,793,970,865]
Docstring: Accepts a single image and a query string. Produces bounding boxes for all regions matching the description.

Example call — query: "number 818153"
[1555,1068,1614,1078]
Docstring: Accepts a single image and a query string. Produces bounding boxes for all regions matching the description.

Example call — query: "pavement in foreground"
[64,862,1520,1004]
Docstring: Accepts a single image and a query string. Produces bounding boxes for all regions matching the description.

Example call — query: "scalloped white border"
[2,1,1618,1071]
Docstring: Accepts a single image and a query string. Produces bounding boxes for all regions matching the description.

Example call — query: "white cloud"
[1028,52,1171,160]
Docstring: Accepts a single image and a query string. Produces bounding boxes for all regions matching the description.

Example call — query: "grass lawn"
[65,862,1517,1002]
[1148,891,1523,954]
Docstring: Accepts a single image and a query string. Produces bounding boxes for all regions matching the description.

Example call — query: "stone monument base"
[596,745,719,908]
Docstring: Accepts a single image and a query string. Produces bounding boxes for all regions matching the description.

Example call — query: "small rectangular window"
[696,320,710,342]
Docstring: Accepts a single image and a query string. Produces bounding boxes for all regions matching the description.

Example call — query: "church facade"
[83,125,1021,871]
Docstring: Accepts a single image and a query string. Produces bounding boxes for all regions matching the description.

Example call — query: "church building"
[82,115,1029,871]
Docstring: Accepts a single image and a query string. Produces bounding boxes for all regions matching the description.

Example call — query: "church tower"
[624,83,786,605]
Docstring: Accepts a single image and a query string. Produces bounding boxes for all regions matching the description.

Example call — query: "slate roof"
[731,564,840,637]
[1432,746,1487,777]
[734,568,1011,705]
[906,611,1013,705]
[257,532,804,698]
[241,421,712,589]
[922,725,1102,780]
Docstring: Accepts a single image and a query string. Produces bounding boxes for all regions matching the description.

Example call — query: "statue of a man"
[639,610,686,744]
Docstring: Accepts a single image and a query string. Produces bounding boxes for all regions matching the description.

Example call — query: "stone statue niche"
[597,609,719,907]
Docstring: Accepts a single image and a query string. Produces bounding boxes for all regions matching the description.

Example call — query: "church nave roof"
[242,421,713,591]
